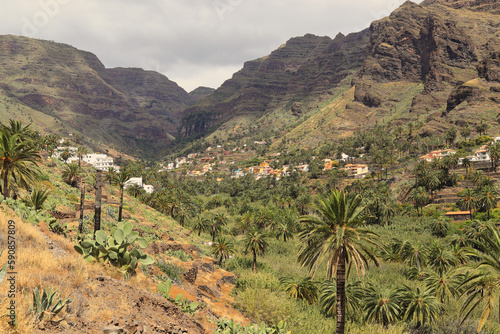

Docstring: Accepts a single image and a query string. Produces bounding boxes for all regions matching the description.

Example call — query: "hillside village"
[2,120,500,333]
[0,0,499,333]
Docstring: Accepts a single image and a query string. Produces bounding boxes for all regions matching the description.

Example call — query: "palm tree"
[0,130,41,198]
[459,222,500,332]
[114,171,131,222]
[208,213,227,242]
[104,167,118,184]
[426,244,458,276]
[363,285,401,328]
[45,134,61,148]
[409,187,429,217]
[244,228,270,272]
[191,216,209,237]
[423,268,462,307]
[211,236,235,265]
[457,188,478,219]
[275,221,294,242]
[476,120,488,136]
[62,163,80,187]
[126,183,144,198]
[23,188,50,211]
[396,285,442,328]
[279,276,318,305]
[76,146,88,167]
[460,125,470,141]
[461,157,471,180]
[296,189,380,334]
[476,185,498,220]
[60,149,71,163]
[400,241,427,272]
[488,142,500,172]
[319,280,365,322]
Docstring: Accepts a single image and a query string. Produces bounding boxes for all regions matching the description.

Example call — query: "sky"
[1,0,422,92]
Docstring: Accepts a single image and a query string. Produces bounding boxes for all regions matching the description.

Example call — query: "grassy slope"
[0,158,248,333]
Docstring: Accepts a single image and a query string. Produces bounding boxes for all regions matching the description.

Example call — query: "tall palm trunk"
[94,170,102,236]
[336,248,346,334]
[118,186,124,222]
[253,249,257,272]
[3,172,10,198]
[78,181,85,237]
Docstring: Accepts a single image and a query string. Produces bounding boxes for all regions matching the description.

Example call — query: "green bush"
[165,249,193,262]
[156,260,185,284]
[215,318,288,334]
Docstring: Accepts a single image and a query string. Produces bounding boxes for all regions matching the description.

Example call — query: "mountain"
[0,35,192,157]
[189,86,216,102]
[180,0,500,148]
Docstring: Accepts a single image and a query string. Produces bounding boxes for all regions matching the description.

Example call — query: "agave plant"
[29,286,73,322]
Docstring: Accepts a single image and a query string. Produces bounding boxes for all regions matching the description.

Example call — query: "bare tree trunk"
[78,181,86,238]
[94,170,102,237]
[336,248,346,334]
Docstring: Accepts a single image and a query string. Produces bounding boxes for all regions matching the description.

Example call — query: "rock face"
[0,35,192,157]
[180,31,371,136]
[181,0,499,142]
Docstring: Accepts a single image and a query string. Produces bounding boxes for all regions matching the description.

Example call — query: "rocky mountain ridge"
[181,0,500,147]
[0,35,192,157]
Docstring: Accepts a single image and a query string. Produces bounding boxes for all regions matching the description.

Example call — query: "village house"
[418,149,456,162]
[82,153,116,171]
[125,177,154,194]
[199,157,214,163]
[467,145,491,162]
[296,164,309,173]
[231,169,245,178]
[343,164,369,179]
[445,211,471,221]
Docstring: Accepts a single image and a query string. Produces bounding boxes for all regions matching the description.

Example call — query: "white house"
[467,145,491,162]
[82,153,115,171]
[125,177,154,194]
[419,149,456,162]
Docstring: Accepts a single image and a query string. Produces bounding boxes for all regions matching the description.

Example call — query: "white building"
[125,177,154,194]
[82,153,115,171]
[467,145,491,162]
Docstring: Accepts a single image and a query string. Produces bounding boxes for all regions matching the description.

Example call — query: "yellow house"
[343,164,369,179]
[253,167,264,174]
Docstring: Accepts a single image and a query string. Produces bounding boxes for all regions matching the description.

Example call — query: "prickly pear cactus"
[74,221,154,275]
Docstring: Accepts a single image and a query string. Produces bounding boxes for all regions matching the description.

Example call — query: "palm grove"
[5,119,500,333]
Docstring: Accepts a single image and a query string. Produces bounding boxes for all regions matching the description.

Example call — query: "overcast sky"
[1,0,422,92]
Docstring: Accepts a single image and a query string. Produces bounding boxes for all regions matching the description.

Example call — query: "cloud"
[0,0,422,91]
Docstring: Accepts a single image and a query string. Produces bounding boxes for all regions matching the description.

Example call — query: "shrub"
[165,249,193,262]
[155,260,185,284]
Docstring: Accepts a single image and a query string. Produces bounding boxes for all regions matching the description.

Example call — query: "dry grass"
[0,206,92,333]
